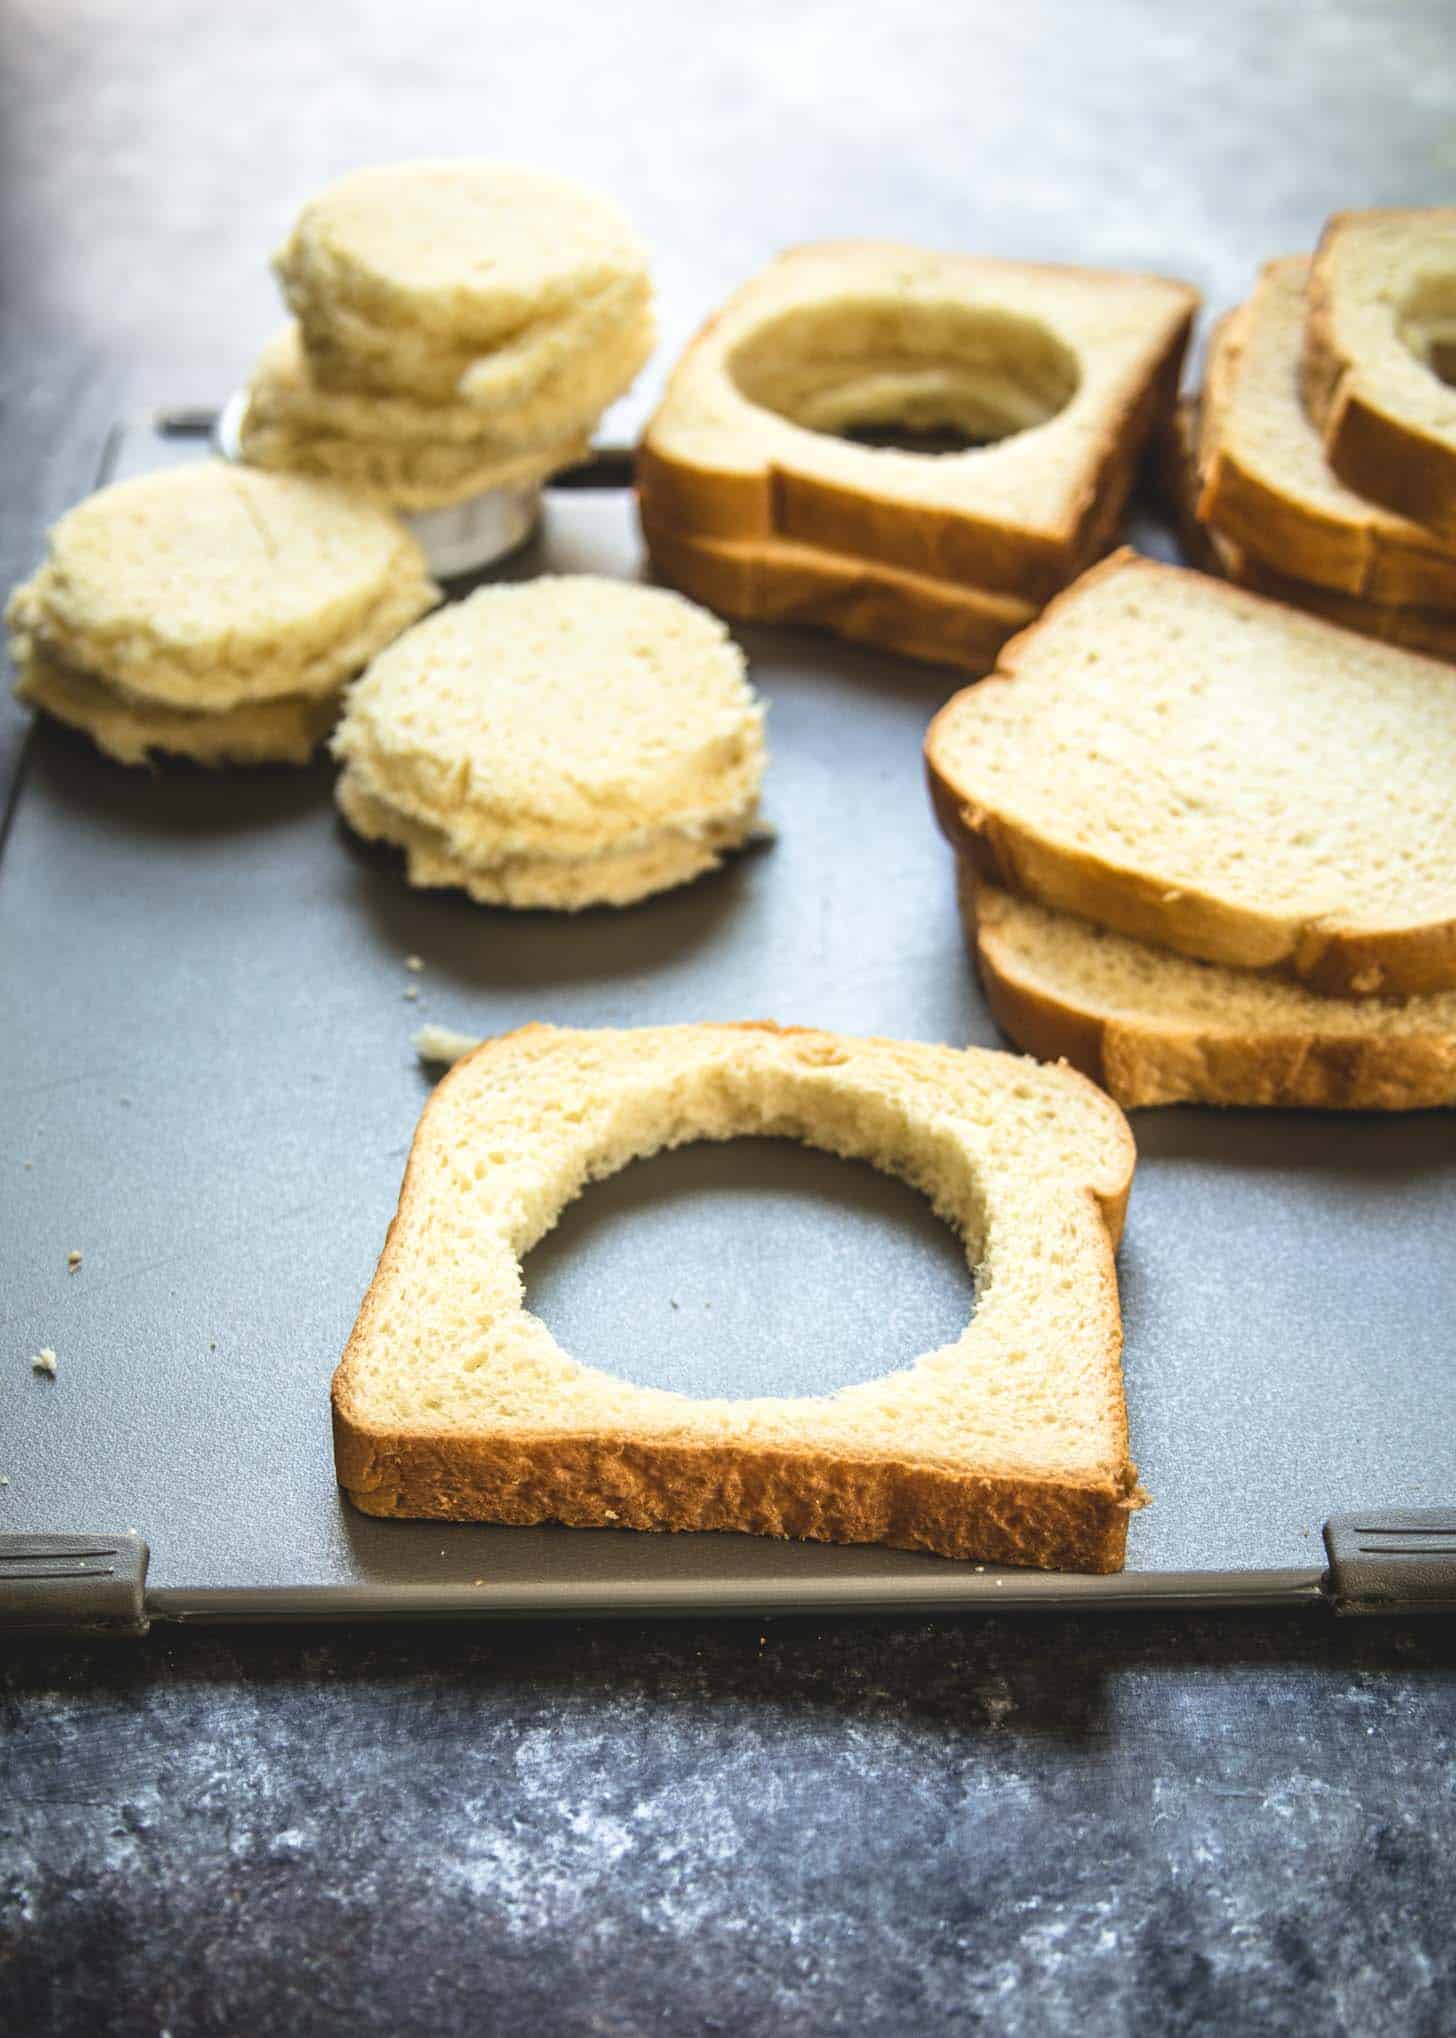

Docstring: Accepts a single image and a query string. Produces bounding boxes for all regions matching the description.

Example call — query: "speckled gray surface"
[4,0,1456,2027]
[4,1612,1455,2037]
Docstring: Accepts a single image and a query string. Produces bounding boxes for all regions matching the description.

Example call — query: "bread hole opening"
[524,1138,977,1400]
[1397,276,1456,388]
[728,297,1080,451]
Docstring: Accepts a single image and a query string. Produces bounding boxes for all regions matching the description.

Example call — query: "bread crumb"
[31,1348,58,1377]
[414,1025,481,1066]
[0,1474,10,1486]
[67,1249,82,1273]
[405,955,425,973]
[24,1160,33,1171]
[403,986,420,1001]
[603,1509,619,1521]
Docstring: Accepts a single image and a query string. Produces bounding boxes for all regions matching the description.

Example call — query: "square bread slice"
[1303,209,1456,533]
[639,242,1196,602]
[1199,258,1456,607]
[333,1021,1141,1573]
[925,550,1456,998]
[964,871,1456,1112]
[639,512,1036,674]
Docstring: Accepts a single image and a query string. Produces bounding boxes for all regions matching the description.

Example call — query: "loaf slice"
[925,550,1456,998]
[1303,209,1456,532]
[333,1021,1140,1572]
[639,242,1196,602]
[640,512,1035,674]
[1165,399,1456,663]
[964,871,1456,1111]
[1199,258,1456,606]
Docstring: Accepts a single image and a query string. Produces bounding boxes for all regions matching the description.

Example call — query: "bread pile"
[6,463,437,767]
[926,551,1456,1110]
[1176,209,1456,662]
[332,576,767,910]
[239,161,655,512]
[639,241,1197,673]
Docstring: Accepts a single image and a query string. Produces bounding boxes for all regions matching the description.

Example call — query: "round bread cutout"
[332,575,767,910]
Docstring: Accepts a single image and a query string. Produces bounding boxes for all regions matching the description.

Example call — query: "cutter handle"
[1323,1511,1456,1616]
[0,1532,149,1635]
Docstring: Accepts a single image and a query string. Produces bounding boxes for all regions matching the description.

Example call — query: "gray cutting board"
[1,429,1452,1616]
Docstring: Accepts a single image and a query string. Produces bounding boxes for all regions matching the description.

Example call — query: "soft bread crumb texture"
[1304,209,1456,527]
[31,1349,57,1377]
[333,576,766,909]
[640,241,1196,595]
[6,462,437,711]
[1198,257,1456,605]
[970,878,1456,1111]
[12,642,340,767]
[927,552,1456,991]
[274,160,652,356]
[333,1021,1138,1572]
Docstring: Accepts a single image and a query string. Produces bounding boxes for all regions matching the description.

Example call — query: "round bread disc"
[8,461,437,710]
[274,161,650,355]
[332,575,767,907]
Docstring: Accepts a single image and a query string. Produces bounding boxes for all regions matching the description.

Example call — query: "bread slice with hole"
[926,550,1456,998]
[639,242,1197,602]
[639,512,1035,674]
[963,871,1456,1111]
[333,1021,1141,1573]
[1199,258,1456,606]
[1303,209,1456,533]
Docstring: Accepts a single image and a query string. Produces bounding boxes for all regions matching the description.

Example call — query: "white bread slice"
[964,872,1456,1111]
[332,1021,1140,1572]
[1165,398,1456,663]
[1303,209,1456,533]
[332,576,766,909]
[5,462,437,711]
[925,550,1456,999]
[273,161,651,392]
[14,642,338,768]
[639,242,1196,601]
[245,314,653,453]
[1199,259,1456,606]
[639,511,1035,674]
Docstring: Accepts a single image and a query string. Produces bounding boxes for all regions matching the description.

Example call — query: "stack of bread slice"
[926,551,1456,1110]
[1175,210,1456,662]
[640,241,1197,674]
[239,161,654,512]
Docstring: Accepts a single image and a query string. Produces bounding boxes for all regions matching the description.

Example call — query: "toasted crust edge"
[331,1020,1138,1573]
[638,512,1033,674]
[924,550,1456,999]
[961,870,1456,1112]
[1303,211,1456,535]
[639,244,1197,600]
[1197,271,1456,607]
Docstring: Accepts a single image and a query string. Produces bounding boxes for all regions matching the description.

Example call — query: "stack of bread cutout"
[239,161,655,512]
[639,241,1198,672]
[1172,209,1456,663]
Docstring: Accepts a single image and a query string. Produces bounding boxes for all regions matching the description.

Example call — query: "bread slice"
[331,576,767,910]
[639,511,1035,674]
[1303,209,1456,532]
[1164,399,1456,663]
[639,242,1196,601]
[333,1021,1140,1571]
[273,161,652,395]
[925,550,1456,998]
[964,871,1456,1111]
[5,462,438,711]
[13,641,338,768]
[1199,258,1456,606]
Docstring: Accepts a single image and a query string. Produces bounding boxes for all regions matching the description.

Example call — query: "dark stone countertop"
[5,1610,1455,2036]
